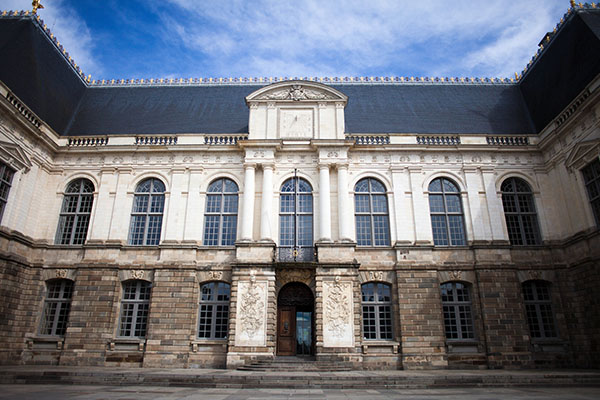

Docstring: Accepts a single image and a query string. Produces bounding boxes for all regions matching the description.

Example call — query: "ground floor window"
[40,279,73,336]
[441,282,475,340]
[198,282,230,339]
[361,282,393,340]
[522,280,557,339]
[119,280,151,338]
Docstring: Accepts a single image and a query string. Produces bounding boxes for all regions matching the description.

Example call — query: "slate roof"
[1,7,599,137]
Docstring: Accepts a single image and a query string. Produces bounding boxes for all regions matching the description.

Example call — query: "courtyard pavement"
[0,384,599,400]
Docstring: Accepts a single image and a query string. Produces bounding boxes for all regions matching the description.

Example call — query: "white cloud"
[1,0,100,76]
[155,0,570,78]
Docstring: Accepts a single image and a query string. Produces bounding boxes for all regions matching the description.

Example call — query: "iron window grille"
[361,282,393,340]
[0,162,15,223]
[501,177,541,245]
[39,279,73,336]
[428,178,466,246]
[55,179,95,245]
[582,159,600,227]
[128,178,165,245]
[441,282,475,340]
[354,178,391,246]
[198,282,230,339]
[203,178,238,246]
[118,280,151,338]
[279,177,314,262]
[522,281,558,339]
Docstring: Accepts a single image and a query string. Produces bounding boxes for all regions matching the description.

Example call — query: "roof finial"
[570,0,576,7]
[32,1,44,14]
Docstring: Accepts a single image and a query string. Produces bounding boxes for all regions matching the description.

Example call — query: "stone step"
[1,367,600,389]
[237,357,353,371]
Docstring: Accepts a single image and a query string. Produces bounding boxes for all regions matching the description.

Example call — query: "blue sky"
[4,0,572,81]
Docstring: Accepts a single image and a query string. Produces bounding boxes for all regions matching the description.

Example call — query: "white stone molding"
[55,172,100,194]
[240,164,256,241]
[0,140,33,172]
[260,164,274,241]
[322,279,354,347]
[234,280,268,347]
[245,81,348,104]
[337,164,352,241]
[318,164,332,241]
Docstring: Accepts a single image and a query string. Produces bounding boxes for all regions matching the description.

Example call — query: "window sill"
[25,335,64,350]
[191,339,228,352]
[531,339,566,353]
[109,338,146,351]
[446,340,479,354]
[362,340,399,354]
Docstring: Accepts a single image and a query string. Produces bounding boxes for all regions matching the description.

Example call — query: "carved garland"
[324,281,352,339]
[238,282,265,340]
[256,85,337,101]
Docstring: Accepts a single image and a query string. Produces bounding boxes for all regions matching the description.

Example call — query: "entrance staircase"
[237,356,352,371]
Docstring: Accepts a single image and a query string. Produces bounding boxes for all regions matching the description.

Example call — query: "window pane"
[445,195,462,213]
[221,215,237,246]
[371,195,388,213]
[428,178,442,192]
[206,195,222,213]
[356,215,372,246]
[133,195,149,213]
[429,194,444,213]
[355,195,370,213]
[373,215,390,246]
[448,215,466,246]
[431,215,449,246]
[203,215,220,246]
[223,195,238,213]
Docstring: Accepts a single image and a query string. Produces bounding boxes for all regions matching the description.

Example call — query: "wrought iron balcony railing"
[277,247,316,262]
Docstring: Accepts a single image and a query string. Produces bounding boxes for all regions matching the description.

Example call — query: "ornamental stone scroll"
[118,269,154,283]
[234,280,268,347]
[197,270,232,284]
[322,279,354,347]
[41,268,77,282]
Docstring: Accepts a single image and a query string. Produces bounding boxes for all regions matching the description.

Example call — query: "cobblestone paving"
[0,385,599,400]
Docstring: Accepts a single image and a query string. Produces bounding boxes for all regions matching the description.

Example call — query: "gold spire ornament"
[32,1,44,14]
[570,0,576,7]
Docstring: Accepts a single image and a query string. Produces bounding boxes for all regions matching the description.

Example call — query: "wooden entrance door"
[277,306,296,356]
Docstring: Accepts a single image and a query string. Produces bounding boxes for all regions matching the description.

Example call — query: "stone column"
[337,164,352,241]
[319,164,332,241]
[240,163,256,241]
[260,164,274,242]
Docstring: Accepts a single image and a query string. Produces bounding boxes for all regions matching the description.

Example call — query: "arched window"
[279,177,313,261]
[56,178,94,245]
[428,177,466,246]
[198,282,230,339]
[522,281,557,339]
[354,178,390,246]
[119,280,152,338]
[361,282,393,340]
[0,162,15,223]
[204,178,239,246]
[128,178,165,245]
[440,282,475,340]
[582,159,600,227]
[501,177,541,245]
[40,279,73,336]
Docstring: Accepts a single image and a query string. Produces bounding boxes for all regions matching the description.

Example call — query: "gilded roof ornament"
[570,0,575,7]
[32,0,44,14]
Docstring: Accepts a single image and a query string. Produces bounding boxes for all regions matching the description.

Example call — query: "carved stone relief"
[256,85,337,101]
[322,280,354,347]
[277,269,312,287]
[235,281,267,347]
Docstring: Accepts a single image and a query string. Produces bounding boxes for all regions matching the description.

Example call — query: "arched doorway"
[277,282,314,356]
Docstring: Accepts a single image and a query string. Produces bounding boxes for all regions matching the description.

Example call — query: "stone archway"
[277,282,314,356]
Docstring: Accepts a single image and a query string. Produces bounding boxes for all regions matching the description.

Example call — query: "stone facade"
[1,8,600,371]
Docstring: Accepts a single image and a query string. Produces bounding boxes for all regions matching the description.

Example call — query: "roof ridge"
[2,4,599,88]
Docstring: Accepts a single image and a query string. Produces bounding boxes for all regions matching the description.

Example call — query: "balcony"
[277,247,316,263]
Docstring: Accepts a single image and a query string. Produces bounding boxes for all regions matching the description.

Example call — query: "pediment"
[565,139,600,170]
[246,80,348,105]
[0,140,32,172]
